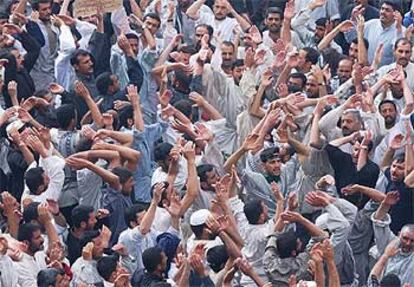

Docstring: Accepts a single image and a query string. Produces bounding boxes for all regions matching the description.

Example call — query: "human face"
[75,54,94,75]
[144,17,160,35]
[203,169,219,191]
[195,26,209,46]
[260,201,269,223]
[337,59,353,83]
[30,230,45,253]
[352,141,361,163]
[221,44,234,62]
[109,75,120,94]
[341,112,361,136]
[354,0,368,5]
[265,13,282,33]
[86,212,97,230]
[400,228,414,253]
[379,3,395,26]
[263,158,282,176]
[298,49,308,72]
[179,52,191,65]
[349,42,358,62]
[305,74,319,98]
[128,38,139,56]
[314,25,326,41]
[10,49,24,71]
[394,42,412,67]
[121,177,135,195]
[288,77,304,93]
[213,0,228,20]
[379,103,397,127]
[390,160,405,182]
[232,66,244,85]
[37,2,52,22]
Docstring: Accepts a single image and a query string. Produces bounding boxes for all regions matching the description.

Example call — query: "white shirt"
[197,11,239,46]
[13,252,41,287]
[22,155,66,204]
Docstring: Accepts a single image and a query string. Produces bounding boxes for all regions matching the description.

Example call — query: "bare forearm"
[357,31,368,65]
[288,133,310,156]
[405,143,414,176]
[132,101,145,131]
[314,262,325,287]
[84,97,103,127]
[223,147,246,173]
[186,0,205,19]
[356,150,368,171]
[139,201,157,234]
[106,130,133,145]
[249,85,266,118]
[310,114,323,149]
[19,144,35,165]
[218,231,242,258]
[318,27,340,51]
[329,135,353,147]
[370,255,389,278]
[381,148,396,170]
[200,101,223,120]
[59,0,70,15]
[373,203,391,221]
[356,185,385,202]
[281,19,292,44]
[86,162,120,188]
[326,260,340,287]
[44,221,59,244]
[143,28,156,50]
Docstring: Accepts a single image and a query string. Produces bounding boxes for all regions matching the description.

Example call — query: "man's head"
[399,224,414,253]
[231,59,245,85]
[71,50,94,76]
[305,74,320,98]
[276,230,303,258]
[143,13,161,35]
[379,1,399,27]
[177,44,196,65]
[117,105,134,129]
[380,274,401,287]
[97,255,121,283]
[351,137,373,163]
[37,268,69,287]
[197,164,219,192]
[264,7,284,33]
[354,0,368,6]
[314,18,328,41]
[207,245,229,273]
[260,147,282,176]
[390,154,405,182]
[287,72,307,93]
[379,100,397,128]
[394,38,412,67]
[71,205,97,231]
[125,33,139,56]
[190,209,216,240]
[25,167,50,196]
[112,167,134,195]
[32,0,52,22]
[341,109,363,136]
[55,104,77,130]
[337,58,353,84]
[154,142,174,172]
[244,199,268,224]
[10,49,24,71]
[96,72,120,96]
[18,223,45,254]
[142,247,168,275]
[213,0,229,20]
[298,47,320,73]
[124,204,148,229]
[349,38,369,62]
[195,24,214,48]
[221,41,235,66]
[79,230,106,259]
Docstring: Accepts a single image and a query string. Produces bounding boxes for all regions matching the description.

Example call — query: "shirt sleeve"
[40,155,66,201]
[371,213,397,255]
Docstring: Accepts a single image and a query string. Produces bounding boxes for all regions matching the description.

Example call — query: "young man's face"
[379,3,395,26]
[213,0,228,20]
[202,169,219,191]
[232,65,245,85]
[390,160,405,182]
[74,54,94,75]
[265,12,282,33]
[379,103,397,127]
[121,177,135,195]
[337,59,353,83]
[263,158,282,176]
[37,2,52,22]
[30,230,45,253]
[349,42,358,62]
[144,17,160,35]
[128,38,139,56]
[394,42,412,67]
[86,212,97,230]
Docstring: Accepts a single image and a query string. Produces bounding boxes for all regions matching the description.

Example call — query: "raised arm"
[92,142,140,172]
[186,0,206,20]
[309,98,327,149]
[356,16,368,65]
[356,130,372,171]
[179,142,199,217]
[225,0,251,31]
[74,81,104,127]
[139,183,163,235]
[318,20,354,51]
[126,84,144,132]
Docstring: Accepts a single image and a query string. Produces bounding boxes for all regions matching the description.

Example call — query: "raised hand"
[126,84,140,104]
[389,133,404,150]
[383,191,400,206]
[74,81,91,99]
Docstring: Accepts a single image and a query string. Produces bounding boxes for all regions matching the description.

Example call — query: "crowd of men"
[1,0,414,286]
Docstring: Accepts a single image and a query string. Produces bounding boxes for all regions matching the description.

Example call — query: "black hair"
[150,182,170,208]
[174,70,193,93]
[96,72,114,95]
[79,230,101,249]
[143,12,161,26]
[351,37,369,50]
[243,199,264,224]
[315,17,327,27]
[23,202,41,223]
[25,167,45,194]
[380,0,400,11]
[125,33,139,41]
[124,204,147,228]
[302,47,320,65]
[0,11,9,20]
[260,147,280,163]
[380,273,401,287]
[232,59,244,70]
[196,164,215,183]
[393,153,405,164]
[266,7,284,19]
[33,89,50,99]
[37,268,65,287]
[142,246,164,273]
[70,49,92,66]
[276,230,298,259]
[154,142,174,163]
[17,223,42,242]
[56,104,76,129]
[195,24,214,37]
[97,255,119,281]
[288,72,307,88]
[394,37,413,50]
[221,40,235,50]
[117,105,134,129]
[112,166,133,184]
[207,245,229,273]
[379,99,397,111]
[32,0,51,10]
[71,205,95,228]
[173,99,193,118]
[178,44,197,55]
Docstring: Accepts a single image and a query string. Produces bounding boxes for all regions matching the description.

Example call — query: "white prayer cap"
[190,209,211,226]
[6,119,25,141]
